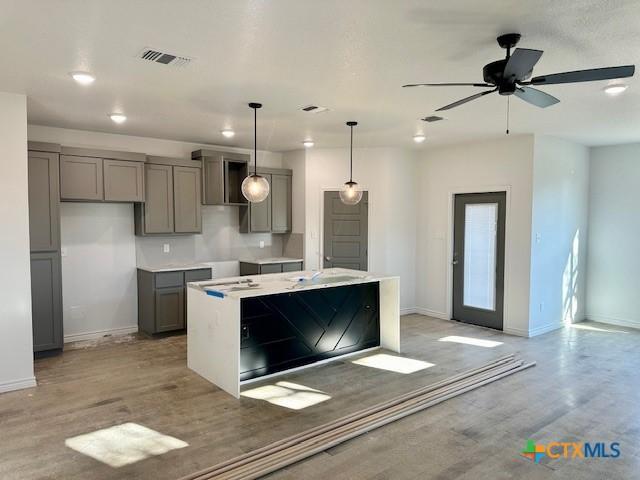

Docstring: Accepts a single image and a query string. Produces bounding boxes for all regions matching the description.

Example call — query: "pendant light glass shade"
[339,121,362,205]
[339,180,363,205]
[242,102,270,203]
[241,174,270,203]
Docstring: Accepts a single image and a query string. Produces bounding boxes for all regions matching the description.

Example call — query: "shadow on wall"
[563,229,580,324]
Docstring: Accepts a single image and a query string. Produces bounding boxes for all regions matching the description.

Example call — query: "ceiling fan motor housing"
[483,60,516,95]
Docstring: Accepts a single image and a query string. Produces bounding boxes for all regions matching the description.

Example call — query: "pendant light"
[339,121,363,205]
[241,102,270,203]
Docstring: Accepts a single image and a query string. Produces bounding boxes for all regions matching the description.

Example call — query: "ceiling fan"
[403,33,635,112]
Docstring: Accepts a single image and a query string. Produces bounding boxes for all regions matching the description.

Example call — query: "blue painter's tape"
[206,290,225,298]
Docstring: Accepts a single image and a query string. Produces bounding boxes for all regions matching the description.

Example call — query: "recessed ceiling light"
[413,134,426,143]
[302,140,314,148]
[221,129,235,138]
[603,83,628,96]
[109,113,127,124]
[70,71,95,85]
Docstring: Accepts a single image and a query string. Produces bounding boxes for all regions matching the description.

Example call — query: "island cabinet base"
[239,282,380,381]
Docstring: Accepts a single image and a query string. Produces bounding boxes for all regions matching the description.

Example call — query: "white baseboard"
[414,308,449,320]
[64,325,138,343]
[528,322,563,337]
[502,326,529,337]
[0,376,37,394]
[400,307,417,315]
[586,313,640,330]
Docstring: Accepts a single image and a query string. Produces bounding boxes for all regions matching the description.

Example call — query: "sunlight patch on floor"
[438,336,503,348]
[241,381,331,410]
[569,323,629,333]
[65,422,188,468]
[352,353,434,374]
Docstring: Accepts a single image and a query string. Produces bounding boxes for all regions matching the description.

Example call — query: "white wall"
[304,147,418,311]
[529,136,590,336]
[415,135,535,336]
[586,144,640,329]
[60,203,138,341]
[0,93,35,392]
[28,125,285,339]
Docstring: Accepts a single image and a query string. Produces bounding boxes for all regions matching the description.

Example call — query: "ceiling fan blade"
[528,65,635,85]
[503,48,544,81]
[514,86,560,108]
[402,82,494,88]
[435,88,497,111]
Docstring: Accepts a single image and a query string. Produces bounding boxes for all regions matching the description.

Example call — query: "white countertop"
[239,257,303,265]
[188,268,398,299]
[137,263,214,273]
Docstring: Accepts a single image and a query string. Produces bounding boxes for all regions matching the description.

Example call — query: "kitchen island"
[187,268,400,398]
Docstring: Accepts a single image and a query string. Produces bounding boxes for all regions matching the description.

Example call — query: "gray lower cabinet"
[30,252,63,352]
[239,169,292,234]
[137,268,212,335]
[155,287,185,332]
[134,160,202,235]
[240,261,303,276]
[28,151,60,252]
[60,155,104,201]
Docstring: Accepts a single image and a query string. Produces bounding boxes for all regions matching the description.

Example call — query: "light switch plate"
[259,241,265,249]
[61,247,68,257]
[163,243,170,253]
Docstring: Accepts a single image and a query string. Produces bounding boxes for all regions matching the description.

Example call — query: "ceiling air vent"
[137,48,193,67]
[301,105,329,113]
[422,115,444,123]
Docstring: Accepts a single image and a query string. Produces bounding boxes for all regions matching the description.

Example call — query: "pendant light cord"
[254,106,257,173]
[349,124,353,182]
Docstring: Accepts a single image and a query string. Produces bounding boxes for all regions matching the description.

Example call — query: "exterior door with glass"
[452,192,506,330]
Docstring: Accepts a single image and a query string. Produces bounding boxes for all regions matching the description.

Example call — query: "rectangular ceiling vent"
[422,115,444,123]
[137,48,193,67]
[301,105,329,113]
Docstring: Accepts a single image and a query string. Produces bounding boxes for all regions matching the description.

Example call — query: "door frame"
[445,185,512,326]
[318,186,371,272]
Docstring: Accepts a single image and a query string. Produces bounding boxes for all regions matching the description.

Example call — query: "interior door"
[323,191,368,270]
[452,192,506,330]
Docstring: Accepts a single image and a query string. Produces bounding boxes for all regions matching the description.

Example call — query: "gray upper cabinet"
[137,163,174,234]
[173,166,202,233]
[59,147,146,203]
[271,173,292,233]
[60,155,104,201]
[239,168,292,234]
[246,173,272,233]
[103,159,144,202]
[193,149,249,206]
[134,157,202,236]
[28,151,60,252]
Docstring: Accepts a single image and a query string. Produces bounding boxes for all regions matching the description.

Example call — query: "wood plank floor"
[1,315,638,479]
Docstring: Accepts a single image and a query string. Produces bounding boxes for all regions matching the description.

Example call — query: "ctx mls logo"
[521,439,620,463]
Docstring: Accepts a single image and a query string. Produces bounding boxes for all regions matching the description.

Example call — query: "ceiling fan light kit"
[339,121,363,206]
[241,102,270,203]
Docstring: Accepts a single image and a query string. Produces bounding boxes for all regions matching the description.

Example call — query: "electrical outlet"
[163,243,170,253]
[259,240,265,249]
[536,233,541,244]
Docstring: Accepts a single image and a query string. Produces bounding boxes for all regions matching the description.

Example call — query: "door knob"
[325,256,332,261]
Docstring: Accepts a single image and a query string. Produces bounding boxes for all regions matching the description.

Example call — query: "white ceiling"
[1,0,639,151]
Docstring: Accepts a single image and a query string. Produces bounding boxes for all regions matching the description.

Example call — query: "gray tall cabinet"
[27,142,63,352]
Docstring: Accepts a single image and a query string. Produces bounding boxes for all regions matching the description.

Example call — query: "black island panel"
[240,282,380,381]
